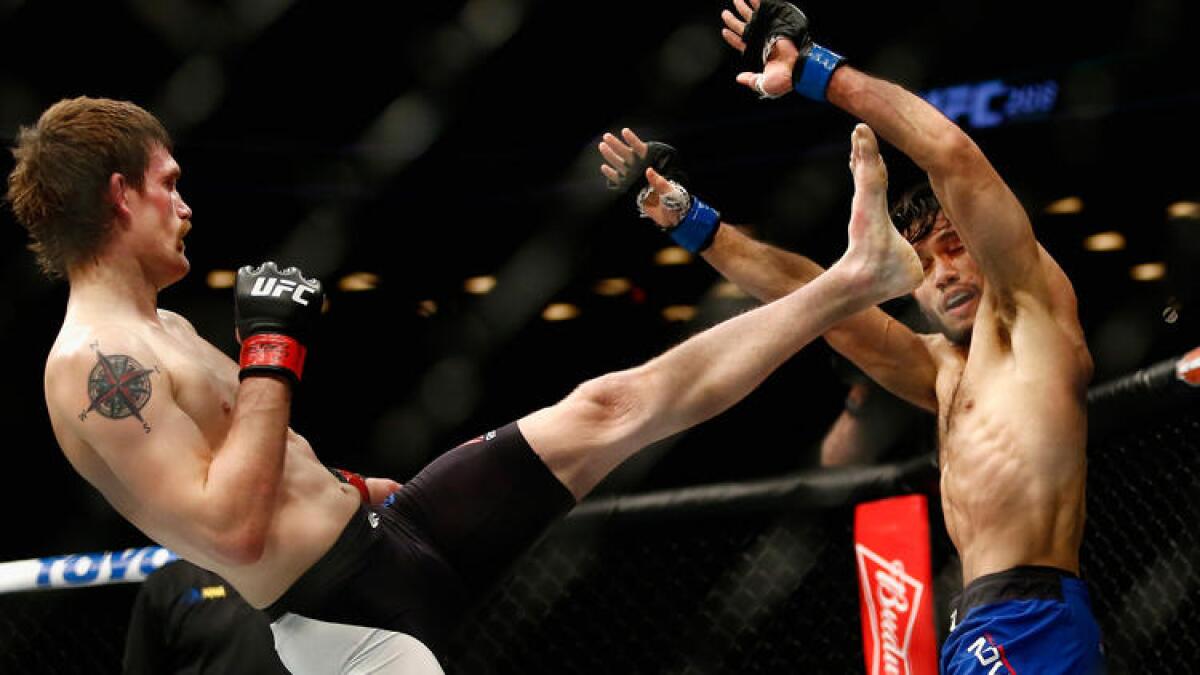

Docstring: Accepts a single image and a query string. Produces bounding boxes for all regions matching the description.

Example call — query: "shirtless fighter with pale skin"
[12,97,920,674]
[599,1,1102,671]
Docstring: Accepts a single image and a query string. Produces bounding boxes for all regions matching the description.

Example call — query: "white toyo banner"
[0,546,177,594]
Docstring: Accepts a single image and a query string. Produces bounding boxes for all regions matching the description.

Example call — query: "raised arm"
[527,125,926,499]
[723,0,1048,303]
[827,70,1046,302]
[599,127,937,410]
[600,127,821,304]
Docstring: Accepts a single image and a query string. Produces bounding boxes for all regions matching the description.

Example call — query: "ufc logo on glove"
[249,276,317,305]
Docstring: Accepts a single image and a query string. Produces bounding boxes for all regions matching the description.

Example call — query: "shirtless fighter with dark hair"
[705,2,1103,671]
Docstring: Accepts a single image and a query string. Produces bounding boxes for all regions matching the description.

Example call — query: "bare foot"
[836,124,923,302]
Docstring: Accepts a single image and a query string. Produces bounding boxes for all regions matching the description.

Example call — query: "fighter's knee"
[566,369,649,434]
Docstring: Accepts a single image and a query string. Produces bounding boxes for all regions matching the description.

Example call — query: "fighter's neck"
[65,261,163,325]
[930,333,971,363]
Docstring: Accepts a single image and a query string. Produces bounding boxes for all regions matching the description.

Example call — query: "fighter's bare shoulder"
[157,308,198,334]
[48,322,160,373]
[914,330,950,352]
[916,332,961,370]
[44,323,168,438]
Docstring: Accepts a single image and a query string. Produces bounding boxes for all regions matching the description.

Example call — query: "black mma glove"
[606,141,689,196]
[606,141,721,254]
[235,261,324,385]
[740,0,844,101]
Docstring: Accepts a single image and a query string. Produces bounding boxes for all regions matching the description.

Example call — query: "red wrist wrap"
[332,468,370,504]
[239,333,307,382]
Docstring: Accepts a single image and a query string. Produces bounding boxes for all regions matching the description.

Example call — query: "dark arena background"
[1,0,1198,673]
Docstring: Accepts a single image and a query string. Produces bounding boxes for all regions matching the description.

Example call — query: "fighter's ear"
[109,172,133,222]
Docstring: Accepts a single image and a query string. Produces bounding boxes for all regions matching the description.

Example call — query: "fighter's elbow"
[201,505,270,564]
[212,526,269,565]
[926,130,984,177]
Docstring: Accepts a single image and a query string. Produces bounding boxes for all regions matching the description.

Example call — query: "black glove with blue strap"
[605,137,721,254]
[740,0,845,102]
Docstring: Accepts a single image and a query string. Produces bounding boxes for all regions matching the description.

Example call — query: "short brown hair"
[7,97,171,279]
[891,181,942,245]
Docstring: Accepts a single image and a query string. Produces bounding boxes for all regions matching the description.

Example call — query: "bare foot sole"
[840,124,923,302]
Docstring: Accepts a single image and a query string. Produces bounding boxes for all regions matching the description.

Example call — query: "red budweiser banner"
[1178,345,1200,386]
[855,494,938,675]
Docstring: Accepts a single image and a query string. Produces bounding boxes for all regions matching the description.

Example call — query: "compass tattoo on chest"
[79,341,160,434]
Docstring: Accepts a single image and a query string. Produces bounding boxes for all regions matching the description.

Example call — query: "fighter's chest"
[934,354,978,439]
[153,334,238,437]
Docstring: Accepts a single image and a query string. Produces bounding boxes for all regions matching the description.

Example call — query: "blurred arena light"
[464,275,498,295]
[1167,201,1200,220]
[1130,262,1167,282]
[593,278,633,296]
[542,303,581,321]
[712,280,750,299]
[655,246,693,266]
[206,269,237,289]
[338,272,380,292]
[662,305,697,322]
[1045,196,1084,214]
[1084,231,1126,252]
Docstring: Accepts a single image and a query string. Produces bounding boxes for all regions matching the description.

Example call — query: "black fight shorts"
[265,422,576,649]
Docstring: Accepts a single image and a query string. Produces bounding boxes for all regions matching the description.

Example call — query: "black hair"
[890,181,942,244]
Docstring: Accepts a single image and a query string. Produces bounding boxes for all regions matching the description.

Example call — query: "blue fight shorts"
[941,565,1105,674]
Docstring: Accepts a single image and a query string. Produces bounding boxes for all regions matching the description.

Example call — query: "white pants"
[270,613,446,674]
